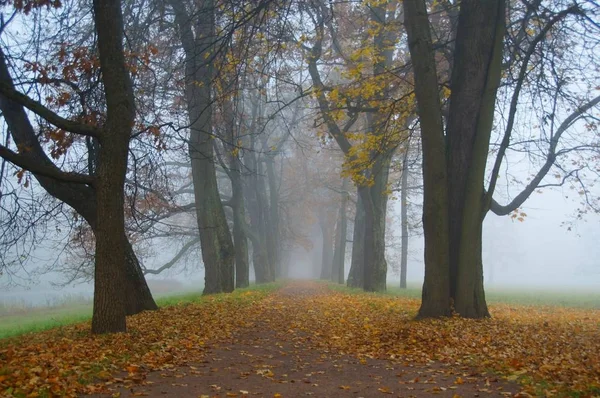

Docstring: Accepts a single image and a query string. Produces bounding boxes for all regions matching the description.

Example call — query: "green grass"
[2,280,597,341]
[329,282,600,309]
[0,282,282,340]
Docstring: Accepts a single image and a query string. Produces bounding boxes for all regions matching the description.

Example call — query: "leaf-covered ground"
[0,281,598,397]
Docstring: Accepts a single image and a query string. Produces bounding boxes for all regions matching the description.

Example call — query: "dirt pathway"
[94,282,524,397]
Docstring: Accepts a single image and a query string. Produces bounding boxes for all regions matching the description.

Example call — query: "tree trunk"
[243,147,273,283]
[265,157,281,278]
[347,193,365,288]
[404,0,505,318]
[364,152,392,292]
[257,162,277,281]
[447,0,505,317]
[91,0,135,334]
[403,0,452,317]
[223,96,249,289]
[0,48,157,317]
[400,152,409,289]
[331,179,349,284]
[319,209,334,280]
[124,240,158,314]
[172,0,235,294]
[231,171,249,288]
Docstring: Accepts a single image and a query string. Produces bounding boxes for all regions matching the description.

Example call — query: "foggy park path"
[95,281,523,397]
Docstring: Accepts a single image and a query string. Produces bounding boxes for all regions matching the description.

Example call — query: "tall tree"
[169,0,235,294]
[0,0,153,332]
[405,0,600,317]
[404,0,505,317]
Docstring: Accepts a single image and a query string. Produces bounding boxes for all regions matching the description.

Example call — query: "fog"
[2,182,598,309]
[0,0,599,313]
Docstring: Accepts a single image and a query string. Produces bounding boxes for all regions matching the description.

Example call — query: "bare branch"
[0,144,95,185]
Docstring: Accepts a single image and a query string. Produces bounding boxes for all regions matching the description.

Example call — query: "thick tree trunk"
[404,0,452,317]
[447,0,505,317]
[331,179,349,284]
[172,0,235,294]
[0,48,157,317]
[92,141,127,334]
[91,0,135,334]
[191,140,235,294]
[347,193,365,288]
[400,152,409,289]
[404,0,504,318]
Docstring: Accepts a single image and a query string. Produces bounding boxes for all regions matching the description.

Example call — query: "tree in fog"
[0,0,154,333]
[405,0,600,317]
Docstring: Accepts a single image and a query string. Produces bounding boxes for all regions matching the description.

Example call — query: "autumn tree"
[296,0,413,291]
[0,0,153,333]
[404,0,600,317]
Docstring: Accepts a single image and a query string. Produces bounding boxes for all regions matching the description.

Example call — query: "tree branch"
[0,82,103,138]
[0,143,95,185]
[489,94,600,215]
[143,237,201,275]
[485,5,583,203]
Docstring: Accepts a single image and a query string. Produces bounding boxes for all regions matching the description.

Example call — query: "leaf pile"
[257,284,600,397]
[0,289,270,397]
[0,282,599,397]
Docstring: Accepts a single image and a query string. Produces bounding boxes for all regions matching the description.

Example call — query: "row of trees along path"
[0,0,599,337]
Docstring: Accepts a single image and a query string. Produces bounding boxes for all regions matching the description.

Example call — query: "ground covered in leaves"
[0,281,598,397]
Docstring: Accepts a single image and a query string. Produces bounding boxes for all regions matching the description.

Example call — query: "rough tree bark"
[91,0,137,333]
[404,0,505,318]
[446,0,504,317]
[170,0,235,294]
[0,49,157,317]
[403,0,452,317]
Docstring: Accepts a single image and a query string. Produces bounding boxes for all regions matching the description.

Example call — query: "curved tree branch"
[143,237,201,275]
[489,94,600,215]
[0,144,94,185]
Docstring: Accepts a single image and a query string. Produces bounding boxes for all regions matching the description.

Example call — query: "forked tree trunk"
[91,0,135,334]
[404,0,505,318]
[447,0,505,317]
